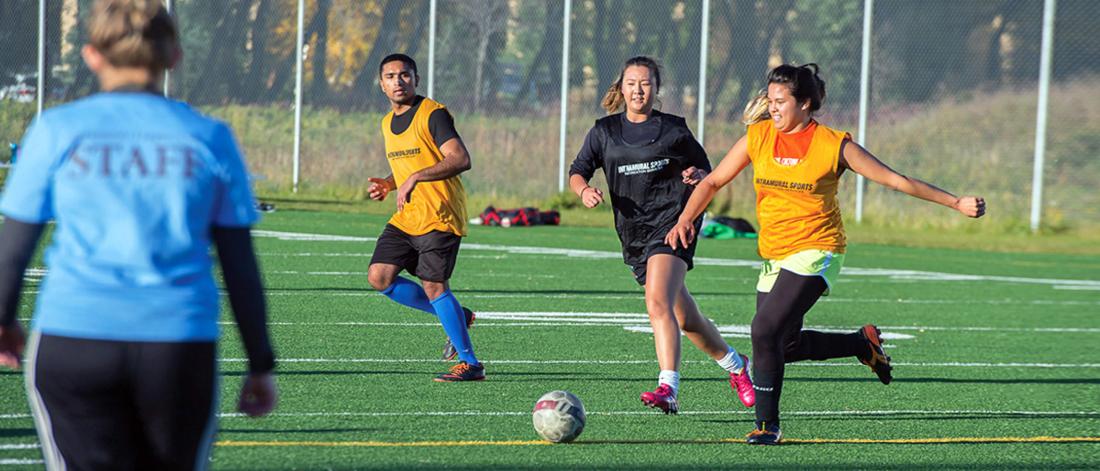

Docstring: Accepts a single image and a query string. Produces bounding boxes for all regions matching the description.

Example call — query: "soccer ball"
[532,390,586,443]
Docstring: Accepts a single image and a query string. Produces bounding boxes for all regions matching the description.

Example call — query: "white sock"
[658,370,680,396]
[717,347,746,374]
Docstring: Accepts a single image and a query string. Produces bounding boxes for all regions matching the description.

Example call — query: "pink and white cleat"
[640,384,679,414]
[729,354,755,407]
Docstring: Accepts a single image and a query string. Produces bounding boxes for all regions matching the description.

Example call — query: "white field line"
[0,444,38,450]
[257,290,1100,305]
[216,358,1100,368]
[268,270,559,279]
[0,459,43,465]
[253,230,375,242]
[624,325,915,340]
[221,318,1100,334]
[252,230,1100,289]
[13,288,1100,306]
[217,409,1100,419]
[1,409,1097,422]
[248,322,649,327]
[218,310,1100,335]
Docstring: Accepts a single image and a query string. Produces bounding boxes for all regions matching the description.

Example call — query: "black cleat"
[433,361,485,382]
[442,307,476,361]
[859,324,893,385]
[746,421,782,445]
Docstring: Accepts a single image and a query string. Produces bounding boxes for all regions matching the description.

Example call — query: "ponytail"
[601,80,625,114]
[741,89,770,125]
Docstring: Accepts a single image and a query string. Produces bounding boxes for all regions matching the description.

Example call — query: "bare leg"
[674,285,730,361]
[366,263,402,291]
[644,255,686,372]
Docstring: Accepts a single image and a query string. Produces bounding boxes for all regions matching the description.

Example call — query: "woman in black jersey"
[569,56,754,414]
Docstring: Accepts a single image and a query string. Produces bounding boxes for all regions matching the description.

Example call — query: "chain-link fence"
[2,0,1097,231]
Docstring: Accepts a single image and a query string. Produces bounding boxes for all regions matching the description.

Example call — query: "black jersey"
[569,111,710,262]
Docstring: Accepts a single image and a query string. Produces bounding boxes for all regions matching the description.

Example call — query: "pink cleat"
[729,354,755,407]
[640,384,679,414]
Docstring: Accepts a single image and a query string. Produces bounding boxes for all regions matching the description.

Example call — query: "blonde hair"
[741,89,770,125]
[601,56,662,114]
[88,0,178,71]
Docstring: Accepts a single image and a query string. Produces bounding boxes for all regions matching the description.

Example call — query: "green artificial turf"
[0,210,1097,469]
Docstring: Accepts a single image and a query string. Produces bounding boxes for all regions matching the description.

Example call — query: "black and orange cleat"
[442,307,477,361]
[745,421,782,445]
[859,324,893,385]
[433,361,485,382]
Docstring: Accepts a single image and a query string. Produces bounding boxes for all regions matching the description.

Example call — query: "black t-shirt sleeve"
[428,109,460,148]
[569,126,604,180]
[212,227,275,374]
[0,218,44,327]
[676,128,711,172]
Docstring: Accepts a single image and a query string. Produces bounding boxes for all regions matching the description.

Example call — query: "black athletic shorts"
[370,224,462,282]
[626,237,698,285]
[25,333,218,471]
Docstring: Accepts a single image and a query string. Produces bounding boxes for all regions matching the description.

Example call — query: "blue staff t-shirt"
[0,92,258,342]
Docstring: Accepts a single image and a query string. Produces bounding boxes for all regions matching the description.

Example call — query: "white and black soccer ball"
[532,390,586,443]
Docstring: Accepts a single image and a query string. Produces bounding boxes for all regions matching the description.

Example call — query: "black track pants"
[25,333,219,471]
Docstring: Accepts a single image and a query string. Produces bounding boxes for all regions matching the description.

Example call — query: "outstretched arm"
[665,135,752,249]
[840,140,985,218]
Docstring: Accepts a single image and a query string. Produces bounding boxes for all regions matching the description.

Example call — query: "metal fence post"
[558,0,571,193]
[1031,0,1056,233]
[164,0,172,97]
[855,0,873,223]
[697,0,709,145]
[428,0,436,98]
[292,0,305,193]
[37,0,46,116]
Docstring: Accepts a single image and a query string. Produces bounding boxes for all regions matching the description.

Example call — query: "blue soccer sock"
[431,290,478,365]
[380,276,436,316]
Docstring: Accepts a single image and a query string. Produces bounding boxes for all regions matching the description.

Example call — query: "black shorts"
[626,237,698,285]
[370,224,462,282]
[25,333,218,471]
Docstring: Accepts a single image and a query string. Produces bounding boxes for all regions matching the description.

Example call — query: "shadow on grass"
[267,464,1089,471]
[698,411,1097,425]
[221,370,606,380]
[221,427,382,434]
[221,370,438,377]
[688,375,1100,386]
[0,428,36,438]
[262,287,751,297]
[791,376,1100,385]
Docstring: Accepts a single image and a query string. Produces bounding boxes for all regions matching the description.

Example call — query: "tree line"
[1,0,1097,116]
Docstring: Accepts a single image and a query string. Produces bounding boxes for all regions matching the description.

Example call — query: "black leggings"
[26,333,218,471]
[751,270,866,426]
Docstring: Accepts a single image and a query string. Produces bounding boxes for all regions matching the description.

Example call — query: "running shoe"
[640,384,679,414]
[746,421,782,445]
[859,324,893,385]
[433,361,485,382]
[729,354,756,407]
[442,307,477,361]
